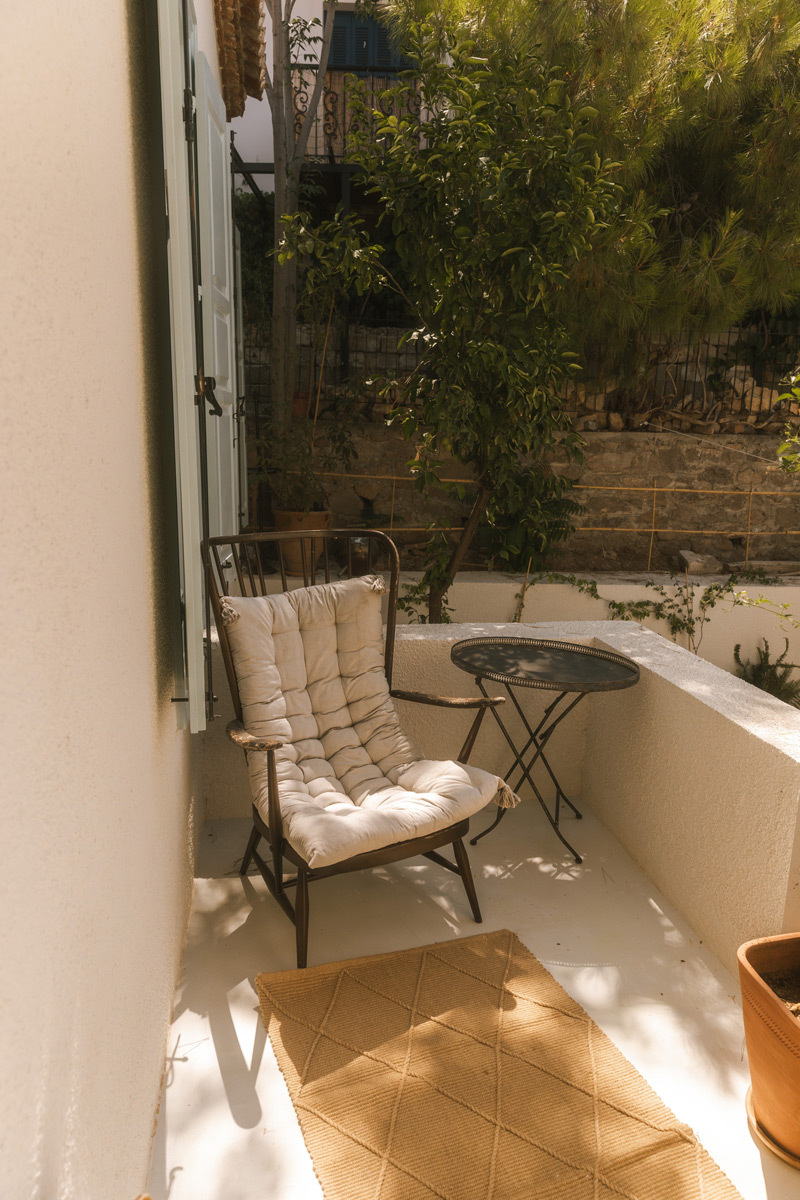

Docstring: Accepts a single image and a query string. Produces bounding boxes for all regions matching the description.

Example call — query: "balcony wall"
[203,616,800,973]
[392,620,800,972]
[580,621,800,970]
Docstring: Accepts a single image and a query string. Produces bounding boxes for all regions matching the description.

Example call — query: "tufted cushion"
[220,575,504,868]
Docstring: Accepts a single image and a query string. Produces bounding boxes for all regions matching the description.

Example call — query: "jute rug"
[255,929,742,1200]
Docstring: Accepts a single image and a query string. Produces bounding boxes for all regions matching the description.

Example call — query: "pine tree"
[386,0,800,372]
[493,0,800,367]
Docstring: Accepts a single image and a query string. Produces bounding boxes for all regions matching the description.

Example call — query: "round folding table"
[450,636,640,863]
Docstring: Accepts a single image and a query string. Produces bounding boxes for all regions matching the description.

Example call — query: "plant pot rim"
[739,932,800,954]
[738,931,800,978]
[272,508,331,517]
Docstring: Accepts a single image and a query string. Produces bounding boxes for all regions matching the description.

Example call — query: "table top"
[450,636,640,693]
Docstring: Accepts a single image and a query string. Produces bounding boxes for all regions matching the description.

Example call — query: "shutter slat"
[376,27,391,68]
[330,24,347,67]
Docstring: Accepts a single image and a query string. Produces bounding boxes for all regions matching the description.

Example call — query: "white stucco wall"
[0,3,212,1196]
[195,0,222,90]
[576,621,800,971]
[400,622,800,972]
[201,570,800,822]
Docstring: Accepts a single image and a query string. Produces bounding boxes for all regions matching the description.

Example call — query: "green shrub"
[734,639,800,708]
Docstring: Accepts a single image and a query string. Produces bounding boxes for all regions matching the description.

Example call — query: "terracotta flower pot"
[273,510,331,576]
[738,933,800,1168]
[292,390,310,419]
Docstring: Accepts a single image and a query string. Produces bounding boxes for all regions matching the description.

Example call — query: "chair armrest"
[226,720,284,752]
[390,689,505,709]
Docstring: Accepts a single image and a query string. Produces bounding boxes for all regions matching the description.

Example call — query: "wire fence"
[316,469,800,573]
[596,321,800,425]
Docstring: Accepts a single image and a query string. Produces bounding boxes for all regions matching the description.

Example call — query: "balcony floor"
[149,800,800,1200]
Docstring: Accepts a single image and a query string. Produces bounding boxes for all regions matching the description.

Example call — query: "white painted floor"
[149,799,800,1200]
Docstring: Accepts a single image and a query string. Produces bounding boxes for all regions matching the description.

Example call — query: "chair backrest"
[203,529,401,721]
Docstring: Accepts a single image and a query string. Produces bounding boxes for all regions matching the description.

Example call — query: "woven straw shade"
[213,0,266,119]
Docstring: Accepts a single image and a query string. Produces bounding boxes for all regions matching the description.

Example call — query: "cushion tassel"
[220,597,240,625]
[494,780,521,809]
[368,575,386,594]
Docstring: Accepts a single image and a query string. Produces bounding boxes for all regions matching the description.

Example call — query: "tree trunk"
[265,0,336,449]
[269,11,293,445]
[427,481,492,622]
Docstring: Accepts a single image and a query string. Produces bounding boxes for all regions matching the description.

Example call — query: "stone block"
[577,413,610,432]
[548,460,582,481]
[736,468,765,488]
[676,548,724,575]
[749,387,779,414]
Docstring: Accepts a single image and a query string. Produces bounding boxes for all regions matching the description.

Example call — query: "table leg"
[505,687,584,820]
[470,805,506,846]
[470,681,586,863]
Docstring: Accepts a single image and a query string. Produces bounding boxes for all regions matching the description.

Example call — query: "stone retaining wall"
[325,428,800,572]
[243,327,800,571]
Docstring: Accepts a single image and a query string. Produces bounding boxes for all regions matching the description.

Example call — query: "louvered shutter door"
[156,0,206,731]
[196,53,239,541]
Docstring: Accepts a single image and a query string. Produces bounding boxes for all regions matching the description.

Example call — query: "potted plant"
[738,932,800,1168]
[259,420,330,574]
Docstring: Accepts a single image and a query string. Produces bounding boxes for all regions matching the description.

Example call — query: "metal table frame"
[450,637,640,864]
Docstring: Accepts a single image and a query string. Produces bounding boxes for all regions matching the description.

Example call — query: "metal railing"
[576,322,800,424]
[246,316,800,422]
[292,65,414,163]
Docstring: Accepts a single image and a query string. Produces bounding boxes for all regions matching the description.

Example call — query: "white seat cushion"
[220,575,507,868]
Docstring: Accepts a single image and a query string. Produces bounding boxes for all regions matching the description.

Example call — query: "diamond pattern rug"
[255,929,742,1200]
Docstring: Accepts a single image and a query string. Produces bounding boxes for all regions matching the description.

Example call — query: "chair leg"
[453,837,482,924]
[240,824,260,875]
[295,866,310,969]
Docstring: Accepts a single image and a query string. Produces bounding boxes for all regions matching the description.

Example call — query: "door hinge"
[183,88,195,142]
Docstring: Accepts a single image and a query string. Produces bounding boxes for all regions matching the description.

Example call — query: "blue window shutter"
[329,12,408,70]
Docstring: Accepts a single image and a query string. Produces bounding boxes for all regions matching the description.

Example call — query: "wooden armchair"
[203,529,515,968]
